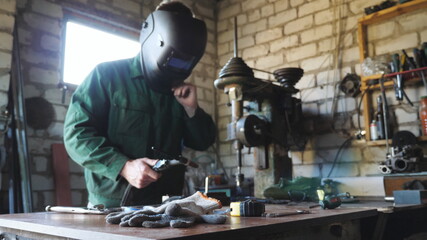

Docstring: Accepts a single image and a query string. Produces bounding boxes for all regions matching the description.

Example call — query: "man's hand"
[120,158,161,189]
[172,83,198,117]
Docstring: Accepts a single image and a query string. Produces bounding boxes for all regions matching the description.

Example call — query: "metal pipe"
[233,16,238,58]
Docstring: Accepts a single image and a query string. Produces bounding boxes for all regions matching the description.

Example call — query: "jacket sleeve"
[63,66,128,181]
[182,107,216,151]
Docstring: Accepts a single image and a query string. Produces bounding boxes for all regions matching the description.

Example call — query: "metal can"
[370,120,379,141]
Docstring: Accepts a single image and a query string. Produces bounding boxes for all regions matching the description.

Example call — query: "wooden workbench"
[0,203,380,240]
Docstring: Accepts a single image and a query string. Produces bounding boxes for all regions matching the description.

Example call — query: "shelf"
[361,76,423,91]
[358,0,427,25]
[366,136,427,146]
[357,1,427,141]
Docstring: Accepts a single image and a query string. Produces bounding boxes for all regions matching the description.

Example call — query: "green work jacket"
[63,54,216,207]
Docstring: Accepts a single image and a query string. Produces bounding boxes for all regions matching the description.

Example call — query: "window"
[62,21,140,85]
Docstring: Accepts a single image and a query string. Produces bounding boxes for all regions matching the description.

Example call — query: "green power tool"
[314,189,342,209]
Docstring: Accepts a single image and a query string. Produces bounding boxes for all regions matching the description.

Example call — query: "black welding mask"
[139,10,207,93]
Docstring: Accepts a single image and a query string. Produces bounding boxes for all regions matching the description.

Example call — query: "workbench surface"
[0,204,379,240]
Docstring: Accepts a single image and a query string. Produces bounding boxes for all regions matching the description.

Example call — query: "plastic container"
[420,96,427,136]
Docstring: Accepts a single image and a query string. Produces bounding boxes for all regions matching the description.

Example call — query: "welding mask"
[139,10,207,93]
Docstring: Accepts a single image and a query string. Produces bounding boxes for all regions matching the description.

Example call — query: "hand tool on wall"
[392,53,404,101]
[391,53,413,106]
[413,48,427,93]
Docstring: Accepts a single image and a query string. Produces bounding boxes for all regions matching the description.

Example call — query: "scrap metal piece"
[262,209,310,218]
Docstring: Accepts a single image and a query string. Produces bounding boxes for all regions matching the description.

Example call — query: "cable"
[357,86,369,133]
[327,136,353,178]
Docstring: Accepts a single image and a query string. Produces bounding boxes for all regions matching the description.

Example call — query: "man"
[63,1,216,208]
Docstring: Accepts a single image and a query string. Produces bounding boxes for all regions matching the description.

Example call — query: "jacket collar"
[130,52,143,79]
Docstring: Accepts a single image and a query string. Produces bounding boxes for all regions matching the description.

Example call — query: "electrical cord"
[326,136,353,178]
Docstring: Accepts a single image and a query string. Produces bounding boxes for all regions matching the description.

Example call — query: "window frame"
[60,7,141,91]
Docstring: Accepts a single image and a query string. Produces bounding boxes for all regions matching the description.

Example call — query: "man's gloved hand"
[106,192,227,228]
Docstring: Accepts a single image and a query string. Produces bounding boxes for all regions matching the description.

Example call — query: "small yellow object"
[230,202,241,217]
[317,189,325,201]
[230,200,265,217]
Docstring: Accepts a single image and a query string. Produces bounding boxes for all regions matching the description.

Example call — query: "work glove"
[106,191,227,228]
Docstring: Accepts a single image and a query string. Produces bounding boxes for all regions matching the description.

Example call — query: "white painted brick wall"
[31,175,54,191]
[28,67,59,84]
[301,24,333,44]
[274,0,289,13]
[33,156,48,172]
[23,13,61,36]
[255,27,282,44]
[239,35,255,49]
[286,43,317,62]
[290,0,304,8]
[322,163,360,178]
[32,0,62,18]
[315,9,334,25]
[242,18,267,36]
[40,34,60,52]
[218,29,234,44]
[298,0,330,17]
[300,54,333,72]
[0,74,10,91]
[94,3,121,16]
[242,44,269,59]
[261,5,274,18]
[112,0,140,15]
[342,46,361,63]
[300,85,334,102]
[0,32,13,51]
[270,34,298,52]
[0,14,14,32]
[242,0,266,12]
[375,33,418,55]
[295,74,316,89]
[293,164,321,177]
[268,9,297,27]
[421,29,427,42]
[20,47,59,67]
[255,53,283,69]
[395,108,418,124]
[247,9,260,22]
[218,3,240,20]
[301,102,319,116]
[367,21,396,41]
[285,15,313,34]
[0,52,12,69]
[196,2,215,19]
[397,9,427,33]
[0,0,16,12]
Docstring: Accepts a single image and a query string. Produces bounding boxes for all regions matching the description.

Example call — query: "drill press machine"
[214,19,306,198]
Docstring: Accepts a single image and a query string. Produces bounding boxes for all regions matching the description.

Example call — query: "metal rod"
[12,22,33,213]
[379,77,390,154]
[233,16,238,58]
[383,66,427,78]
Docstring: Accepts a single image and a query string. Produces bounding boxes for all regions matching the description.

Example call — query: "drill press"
[214,18,306,197]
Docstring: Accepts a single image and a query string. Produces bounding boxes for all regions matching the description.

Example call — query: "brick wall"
[0,0,216,211]
[0,0,16,212]
[215,0,427,197]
